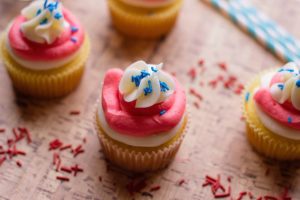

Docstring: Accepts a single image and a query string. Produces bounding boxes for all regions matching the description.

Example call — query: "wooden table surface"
[1,0,300,199]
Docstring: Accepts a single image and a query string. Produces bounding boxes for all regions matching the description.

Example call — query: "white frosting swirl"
[269,62,300,111]
[21,0,66,44]
[119,60,175,108]
[119,0,175,8]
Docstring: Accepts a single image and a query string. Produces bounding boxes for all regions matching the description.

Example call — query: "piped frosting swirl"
[269,62,300,111]
[119,60,175,108]
[21,0,66,44]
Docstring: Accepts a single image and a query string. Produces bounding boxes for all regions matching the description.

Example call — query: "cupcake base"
[108,0,183,39]
[0,34,90,99]
[94,112,189,172]
[243,73,300,160]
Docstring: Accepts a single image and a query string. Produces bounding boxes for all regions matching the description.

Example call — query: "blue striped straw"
[202,0,300,63]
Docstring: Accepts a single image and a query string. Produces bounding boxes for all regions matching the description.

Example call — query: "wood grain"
[1,0,300,199]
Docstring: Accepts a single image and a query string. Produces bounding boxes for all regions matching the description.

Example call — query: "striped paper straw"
[202,0,300,63]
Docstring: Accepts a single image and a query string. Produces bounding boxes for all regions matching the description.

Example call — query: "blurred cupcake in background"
[95,60,189,172]
[243,62,300,160]
[0,0,90,98]
[107,0,183,39]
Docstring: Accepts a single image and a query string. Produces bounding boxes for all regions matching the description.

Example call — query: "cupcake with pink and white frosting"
[95,60,189,172]
[243,62,300,160]
[1,0,90,98]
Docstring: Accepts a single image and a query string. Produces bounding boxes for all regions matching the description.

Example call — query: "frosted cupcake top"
[21,0,66,44]
[98,60,186,146]
[120,0,175,8]
[253,62,300,140]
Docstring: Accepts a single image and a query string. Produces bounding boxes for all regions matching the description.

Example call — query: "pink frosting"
[101,68,186,137]
[8,8,84,61]
[254,89,300,129]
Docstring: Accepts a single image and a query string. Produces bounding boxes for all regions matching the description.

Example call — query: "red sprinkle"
[0,157,6,166]
[49,139,63,150]
[74,145,82,152]
[218,62,228,71]
[188,68,197,80]
[24,128,32,144]
[178,179,185,186]
[280,187,291,200]
[74,149,85,158]
[71,164,83,176]
[150,185,161,192]
[70,111,80,115]
[264,196,278,200]
[202,175,225,194]
[56,158,61,172]
[16,160,22,167]
[7,139,14,147]
[56,176,70,182]
[16,150,26,156]
[61,166,72,173]
[0,128,5,133]
[198,59,205,66]
[53,153,59,165]
[248,192,254,199]
[209,80,219,88]
[214,186,231,198]
[193,102,200,109]
[189,88,203,101]
[227,176,232,182]
[237,191,247,200]
[83,137,87,143]
[60,144,72,151]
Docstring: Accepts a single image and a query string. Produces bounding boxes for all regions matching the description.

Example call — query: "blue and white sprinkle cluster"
[38,0,62,25]
[131,66,170,96]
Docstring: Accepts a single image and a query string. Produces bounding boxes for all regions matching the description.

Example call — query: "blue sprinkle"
[245,92,250,102]
[47,3,56,12]
[40,18,48,25]
[71,26,79,33]
[160,81,169,92]
[286,69,294,72]
[151,66,158,72]
[288,116,293,123]
[278,68,284,72]
[143,80,152,96]
[296,80,300,87]
[159,110,167,116]
[36,9,42,16]
[43,0,48,9]
[70,37,77,43]
[55,1,59,8]
[54,12,62,20]
[277,84,284,90]
[131,70,150,87]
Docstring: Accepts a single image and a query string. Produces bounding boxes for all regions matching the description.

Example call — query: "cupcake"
[95,60,188,172]
[0,0,90,98]
[243,62,300,160]
[107,0,183,39]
